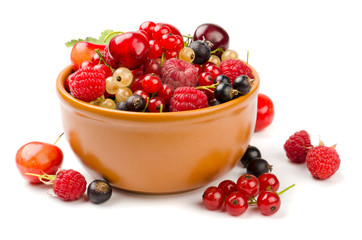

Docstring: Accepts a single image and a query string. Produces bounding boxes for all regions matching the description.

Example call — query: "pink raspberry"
[306,142,341,180]
[160,58,198,89]
[69,67,106,102]
[284,130,313,163]
[53,169,87,201]
[220,59,254,82]
[169,87,208,112]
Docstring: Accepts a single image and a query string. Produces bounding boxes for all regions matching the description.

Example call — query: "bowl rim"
[56,63,260,122]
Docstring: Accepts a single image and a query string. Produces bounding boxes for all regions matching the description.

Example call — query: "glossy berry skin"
[233,75,251,96]
[108,32,150,70]
[202,64,222,80]
[240,145,262,168]
[148,40,163,59]
[202,186,225,210]
[157,22,182,37]
[156,84,173,105]
[198,72,214,86]
[247,158,272,178]
[218,180,237,195]
[214,74,231,84]
[148,97,165,112]
[189,40,211,65]
[236,174,260,197]
[126,94,146,112]
[142,74,162,93]
[161,33,178,50]
[214,82,236,103]
[258,173,280,192]
[257,191,281,216]
[255,93,274,132]
[225,192,248,216]
[139,21,156,39]
[152,24,171,40]
[16,142,63,183]
[87,180,112,204]
[143,58,162,75]
[71,42,106,71]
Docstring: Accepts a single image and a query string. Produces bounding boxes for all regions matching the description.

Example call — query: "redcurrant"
[133,89,149,102]
[225,192,248,216]
[164,49,179,59]
[202,186,225,210]
[258,173,280,193]
[257,190,281,216]
[202,64,222,80]
[129,75,143,92]
[161,33,178,50]
[236,174,259,197]
[141,73,162,93]
[139,21,156,39]
[198,72,214,86]
[143,58,161,75]
[152,24,172,41]
[174,35,184,51]
[218,180,237,195]
[148,40,163,59]
[156,84,173,105]
[148,97,165,112]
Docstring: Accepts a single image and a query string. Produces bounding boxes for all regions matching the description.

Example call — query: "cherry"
[129,75,144,92]
[108,31,150,70]
[255,93,274,132]
[218,180,237,195]
[202,186,225,210]
[143,58,162,75]
[193,23,230,57]
[70,42,106,71]
[148,97,165,112]
[257,191,281,216]
[16,134,64,184]
[225,192,248,216]
[142,73,162,93]
[258,173,280,193]
[236,174,260,197]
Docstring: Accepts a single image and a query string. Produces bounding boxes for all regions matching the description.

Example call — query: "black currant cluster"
[240,145,273,177]
[212,74,252,105]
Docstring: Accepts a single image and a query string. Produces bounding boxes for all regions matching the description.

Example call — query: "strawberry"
[69,67,106,102]
[306,141,341,180]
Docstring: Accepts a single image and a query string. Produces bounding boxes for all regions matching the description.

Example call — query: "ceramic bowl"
[56,65,260,194]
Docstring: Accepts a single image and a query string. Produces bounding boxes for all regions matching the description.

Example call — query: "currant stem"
[143,97,150,112]
[211,48,224,54]
[54,132,64,145]
[277,184,295,195]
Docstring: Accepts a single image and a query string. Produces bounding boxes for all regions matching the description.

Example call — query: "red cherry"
[16,135,64,184]
[218,179,237,195]
[129,75,144,92]
[257,190,281,216]
[148,40,163,59]
[148,97,165,112]
[236,174,260,197]
[258,173,280,193]
[225,192,248,216]
[143,58,161,75]
[70,42,106,71]
[202,186,225,210]
[142,73,162,93]
[255,93,274,132]
[108,32,150,70]
[156,84,173,105]
[152,24,172,41]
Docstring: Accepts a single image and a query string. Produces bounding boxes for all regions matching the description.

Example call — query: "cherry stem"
[95,49,114,72]
[54,132,64,145]
[246,50,250,65]
[182,34,193,39]
[25,172,56,185]
[104,31,124,42]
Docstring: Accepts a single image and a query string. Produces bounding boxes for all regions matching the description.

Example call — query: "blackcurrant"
[126,94,146,111]
[116,101,128,111]
[246,158,272,178]
[240,145,262,168]
[233,75,252,96]
[214,74,231,84]
[189,40,211,65]
[214,82,238,103]
[87,180,112,204]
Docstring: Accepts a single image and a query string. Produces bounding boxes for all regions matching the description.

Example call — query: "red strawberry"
[306,141,341,180]
[69,67,106,102]
[220,59,254,82]
[169,87,208,112]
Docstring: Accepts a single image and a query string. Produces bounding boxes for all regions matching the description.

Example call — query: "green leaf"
[65,29,114,47]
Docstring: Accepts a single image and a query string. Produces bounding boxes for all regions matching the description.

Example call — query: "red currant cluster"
[202,173,295,216]
[139,21,184,60]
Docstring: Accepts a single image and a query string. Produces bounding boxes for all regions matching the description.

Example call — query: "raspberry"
[220,59,254,82]
[169,87,208,112]
[306,142,341,180]
[160,58,198,89]
[283,130,313,163]
[53,169,87,201]
[69,67,106,102]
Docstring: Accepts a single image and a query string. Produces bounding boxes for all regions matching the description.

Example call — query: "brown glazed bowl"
[56,65,260,194]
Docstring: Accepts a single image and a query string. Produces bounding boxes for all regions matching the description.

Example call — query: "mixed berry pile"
[65,21,256,112]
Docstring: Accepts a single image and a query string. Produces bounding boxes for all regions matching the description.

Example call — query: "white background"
[1,0,360,239]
